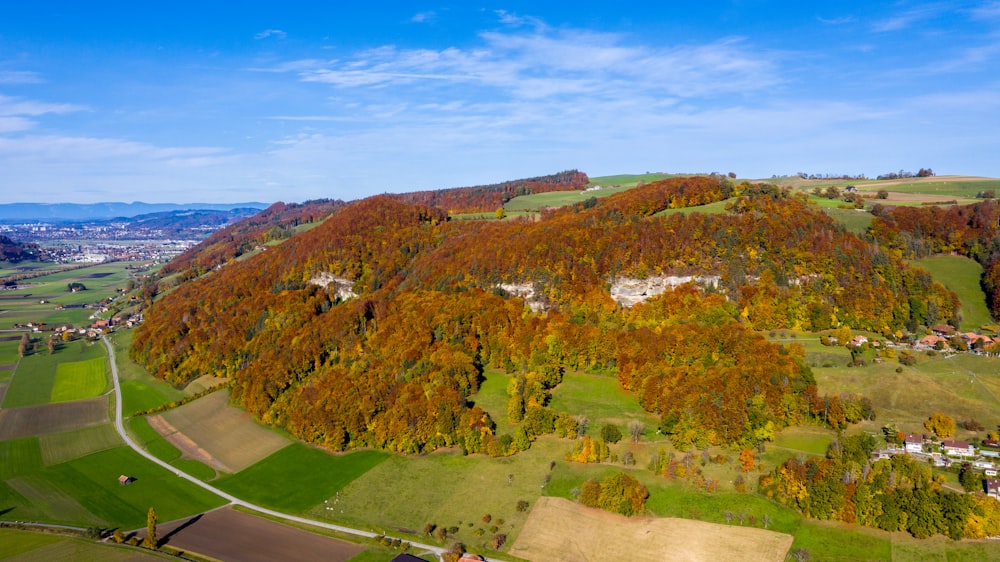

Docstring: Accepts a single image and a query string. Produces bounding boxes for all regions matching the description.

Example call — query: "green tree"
[143,507,158,549]
[600,423,623,444]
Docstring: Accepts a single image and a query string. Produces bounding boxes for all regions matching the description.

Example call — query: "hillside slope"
[132,176,957,454]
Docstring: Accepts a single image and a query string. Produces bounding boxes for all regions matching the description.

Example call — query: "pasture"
[655,198,731,216]
[0,528,170,561]
[108,330,185,414]
[158,389,292,472]
[510,496,792,562]
[813,352,1000,435]
[39,424,122,465]
[911,255,992,330]
[215,443,387,513]
[128,416,182,463]
[2,339,106,408]
[547,370,659,436]
[0,441,224,529]
[50,356,108,403]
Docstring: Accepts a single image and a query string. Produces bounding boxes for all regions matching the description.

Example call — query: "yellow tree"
[923,412,956,439]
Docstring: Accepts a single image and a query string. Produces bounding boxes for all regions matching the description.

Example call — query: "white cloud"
[411,11,435,23]
[968,1,1000,20]
[288,28,780,102]
[255,29,287,40]
[817,15,855,25]
[871,4,947,32]
[0,70,43,84]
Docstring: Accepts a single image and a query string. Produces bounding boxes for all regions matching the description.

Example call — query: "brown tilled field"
[158,390,290,472]
[509,497,793,562]
[150,507,365,562]
[0,396,109,439]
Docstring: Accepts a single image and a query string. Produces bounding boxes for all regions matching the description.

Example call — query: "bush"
[899,354,917,366]
[600,423,623,444]
[516,500,530,512]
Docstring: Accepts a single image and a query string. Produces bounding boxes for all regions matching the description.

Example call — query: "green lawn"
[911,255,993,330]
[472,369,516,435]
[2,340,106,408]
[214,443,388,513]
[50,356,108,403]
[656,198,732,216]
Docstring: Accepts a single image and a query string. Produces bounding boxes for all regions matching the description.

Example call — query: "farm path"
[102,336,450,562]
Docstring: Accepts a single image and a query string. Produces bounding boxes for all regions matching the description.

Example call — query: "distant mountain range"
[0,202,270,222]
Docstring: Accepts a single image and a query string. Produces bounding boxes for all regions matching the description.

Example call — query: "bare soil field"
[509,497,793,562]
[147,414,230,473]
[151,507,364,562]
[878,192,965,204]
[0,396,109,439]
[158,390,290,472]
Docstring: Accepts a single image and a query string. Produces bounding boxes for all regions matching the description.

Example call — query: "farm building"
[118,475,133,486]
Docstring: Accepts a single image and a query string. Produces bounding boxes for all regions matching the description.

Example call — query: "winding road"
[102,336,448,561]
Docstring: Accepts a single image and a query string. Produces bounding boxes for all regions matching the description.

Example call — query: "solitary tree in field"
[143,507,158,549]
[48,337,55,355]
[495,207,506,220]
[18,333,29,356]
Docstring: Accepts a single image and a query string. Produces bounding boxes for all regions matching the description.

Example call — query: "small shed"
[119,475,132,486]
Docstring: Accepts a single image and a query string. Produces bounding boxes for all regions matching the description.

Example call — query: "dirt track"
[152,507,365,562]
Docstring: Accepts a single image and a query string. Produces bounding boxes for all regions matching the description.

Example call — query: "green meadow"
[911,255,992,330]
[109,330,185,414]
[214,443,388,512]
[2,340,106,408]
[50,356,108,403]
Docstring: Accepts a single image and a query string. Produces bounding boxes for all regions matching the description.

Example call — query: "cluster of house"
[915,324,995,351]
[872,436,1000,498]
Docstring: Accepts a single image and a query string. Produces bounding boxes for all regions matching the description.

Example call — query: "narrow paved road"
[102,336,448,561]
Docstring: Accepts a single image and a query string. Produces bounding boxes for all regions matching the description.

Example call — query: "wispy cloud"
[255,29,287,40]
[284,27,779,102]
[871,4,946,32]
[411,11,435,23]
[968,1,1000,20]
[817,15,855,25]
[495,10,546,29]
[0,70,43,84]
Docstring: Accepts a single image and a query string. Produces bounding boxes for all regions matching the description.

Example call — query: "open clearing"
[157,389,291,472]
[0,396,109,439]
[911,255,992,331]
[151,507,364,562]
[509,496,792,562]
[50,356,108,403]
[1,340,106,408]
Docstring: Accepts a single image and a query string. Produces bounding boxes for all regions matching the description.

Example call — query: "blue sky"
[1,2,999,204]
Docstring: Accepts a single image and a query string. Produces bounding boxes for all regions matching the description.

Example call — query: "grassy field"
[656,198,732,216]
[0,528,171,561]
[813,349,1000,435]
[911,255,992,330]
[159,389,292,472]
[50,356,108,403]
[0,441,224,529]
[39,424,123,466]
[2,340,106,408]
[547,370,659,437]
[215,443,388,513]
[108,330,186,415]
[128,416,182,463]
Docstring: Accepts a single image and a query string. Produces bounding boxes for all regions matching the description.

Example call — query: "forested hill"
[133,175,957,455]
[389,170,588,213]
[0,234,42,262]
